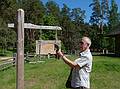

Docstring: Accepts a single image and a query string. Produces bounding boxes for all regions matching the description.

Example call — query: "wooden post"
[55,29,58,41]
[13,53,17,65]
[16,9,24,89]
[39,30,42,59]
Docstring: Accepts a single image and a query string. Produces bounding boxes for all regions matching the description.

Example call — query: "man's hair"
[82,37,91,47]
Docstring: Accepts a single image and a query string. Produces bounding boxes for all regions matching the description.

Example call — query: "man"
[57,37,92,89]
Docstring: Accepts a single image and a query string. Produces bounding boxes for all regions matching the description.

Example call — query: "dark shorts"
[71,86,89,89]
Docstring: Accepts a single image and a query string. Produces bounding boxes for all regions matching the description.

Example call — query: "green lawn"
[0,56,120,89]
[0,48,13,57]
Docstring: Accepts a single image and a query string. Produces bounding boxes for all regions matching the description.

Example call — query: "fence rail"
[0,50,115,71]
[0,57,15,71]
[0,53,34,71]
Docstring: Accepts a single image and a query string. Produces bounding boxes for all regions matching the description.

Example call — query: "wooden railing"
[0,57,16,71]
[0,53,35,71]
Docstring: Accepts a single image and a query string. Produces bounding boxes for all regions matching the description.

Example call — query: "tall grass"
[0,56,120,89]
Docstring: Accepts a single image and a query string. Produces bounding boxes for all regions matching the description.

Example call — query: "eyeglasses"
[80,41,84,44]
[80,41,89,46]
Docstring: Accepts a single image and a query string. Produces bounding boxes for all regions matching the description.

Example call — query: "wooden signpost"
[8,9,62,89]
[16,9,24,89]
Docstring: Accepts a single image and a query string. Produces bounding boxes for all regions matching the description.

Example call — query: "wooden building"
[107,26,120,55]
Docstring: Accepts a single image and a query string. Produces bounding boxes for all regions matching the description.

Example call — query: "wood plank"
[8,23,62,30]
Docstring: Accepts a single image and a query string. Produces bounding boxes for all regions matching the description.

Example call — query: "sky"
[42,0,120,22]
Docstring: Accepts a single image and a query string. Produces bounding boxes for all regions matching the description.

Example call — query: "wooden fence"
[0,57,16,71]
[0,53,31,71]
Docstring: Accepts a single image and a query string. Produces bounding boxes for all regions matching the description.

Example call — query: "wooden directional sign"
[8,23,62,30]
[8,9,62,89]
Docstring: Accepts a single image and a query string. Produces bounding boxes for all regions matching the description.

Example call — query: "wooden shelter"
[107,25,120,55]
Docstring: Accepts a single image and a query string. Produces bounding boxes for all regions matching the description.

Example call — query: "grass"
[0,56,120,89]
[91,56,120,89]
[0,48,13,57]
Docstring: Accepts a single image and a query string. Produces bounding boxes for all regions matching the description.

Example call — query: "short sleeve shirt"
[71,49,92,88]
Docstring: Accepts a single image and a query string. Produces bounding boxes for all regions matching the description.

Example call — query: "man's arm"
[62,55,80,68]
[58,51,80,68]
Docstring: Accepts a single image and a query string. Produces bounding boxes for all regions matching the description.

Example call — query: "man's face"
[79,40,88,52]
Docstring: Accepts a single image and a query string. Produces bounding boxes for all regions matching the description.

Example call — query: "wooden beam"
[8,23,62,30]
[16,9,24,89]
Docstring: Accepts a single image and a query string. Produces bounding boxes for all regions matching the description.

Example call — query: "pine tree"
[22,0,46,52]
[45,0,60,22]
[101,0,109,34]
[89,0,101,25]
[108,0,120,30]
[70,8,85,25]
[60,4,72,51]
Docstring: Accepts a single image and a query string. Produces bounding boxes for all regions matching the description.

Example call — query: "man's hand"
[54,44,59,52]
[57,51,64,57]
